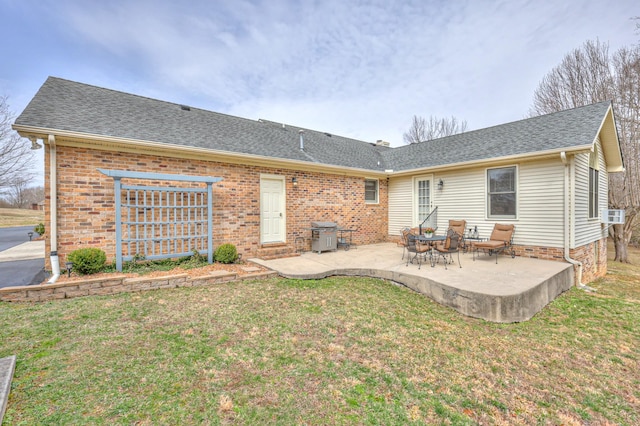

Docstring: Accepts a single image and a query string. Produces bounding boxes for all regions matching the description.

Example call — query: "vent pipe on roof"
[299,129,304,151]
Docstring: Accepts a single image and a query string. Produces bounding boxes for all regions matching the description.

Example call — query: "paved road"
[0,226,45,288]
[0,226,38,251]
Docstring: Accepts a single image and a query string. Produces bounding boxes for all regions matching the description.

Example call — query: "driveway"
[0,226,45,288]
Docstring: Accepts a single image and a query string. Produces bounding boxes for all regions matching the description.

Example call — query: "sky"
[0,0,638,187]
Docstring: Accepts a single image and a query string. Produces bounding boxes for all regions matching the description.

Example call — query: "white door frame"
[413,174,434,225]
[260,174,286,244]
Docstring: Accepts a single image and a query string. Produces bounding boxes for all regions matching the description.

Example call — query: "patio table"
[417,234,446,267]
[464,236,486,253]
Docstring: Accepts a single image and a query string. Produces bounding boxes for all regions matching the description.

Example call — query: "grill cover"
[311,221,337,228]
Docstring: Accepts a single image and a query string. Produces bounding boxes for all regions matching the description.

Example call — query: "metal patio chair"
[405,233,430,269]
[433,229,462,269]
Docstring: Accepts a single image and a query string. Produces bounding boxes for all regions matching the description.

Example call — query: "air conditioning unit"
[601,209,625,224]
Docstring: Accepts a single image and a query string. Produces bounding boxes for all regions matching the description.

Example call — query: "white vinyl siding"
[574,138,608,247]
[387,159,567,248]
[432,168,485,235]
[517,160,565,248]
[388,176,414,234]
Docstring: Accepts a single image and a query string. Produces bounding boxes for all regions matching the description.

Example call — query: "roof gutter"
[561,151,582,286]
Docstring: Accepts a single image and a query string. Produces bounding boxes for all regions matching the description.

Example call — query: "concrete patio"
[251,243,574,323]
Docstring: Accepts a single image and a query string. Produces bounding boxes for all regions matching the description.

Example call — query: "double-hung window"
[487,166,516,218]
[365,179,379,204]
[589,147,599,219]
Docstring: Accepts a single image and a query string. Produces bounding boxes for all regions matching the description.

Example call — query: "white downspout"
[561,152,582,286]
[46,134,60,284]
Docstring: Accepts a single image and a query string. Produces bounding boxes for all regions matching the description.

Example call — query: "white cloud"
[3,0,639,152]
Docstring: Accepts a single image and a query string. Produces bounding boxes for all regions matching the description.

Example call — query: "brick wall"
[43,144,388,267]
[515,240,606,285]
[508,240,606,284]
[570,238,607,284]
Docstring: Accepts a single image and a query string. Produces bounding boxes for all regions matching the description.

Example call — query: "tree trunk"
[613,223,628,262]
[612,211,637,263]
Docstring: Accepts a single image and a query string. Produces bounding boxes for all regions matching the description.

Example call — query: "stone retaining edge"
[0,270,278,303]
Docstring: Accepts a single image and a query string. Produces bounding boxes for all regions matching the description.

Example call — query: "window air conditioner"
[601,209,625,225]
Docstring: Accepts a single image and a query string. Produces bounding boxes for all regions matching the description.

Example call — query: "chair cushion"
[489,224,514,243]
[416,242,430,253]
[448,220,466,236]
[474,240,506,250]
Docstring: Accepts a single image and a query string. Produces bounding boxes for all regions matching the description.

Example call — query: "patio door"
[260,175,285,244]
[414,176,433,224]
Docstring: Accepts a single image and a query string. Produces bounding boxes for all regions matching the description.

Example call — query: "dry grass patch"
[1,246,639,425]
[0,207,44,227]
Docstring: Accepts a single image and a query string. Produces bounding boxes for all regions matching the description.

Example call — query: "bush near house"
[34,222,45,235]
[214,243,238,264]
[67,248,107,275]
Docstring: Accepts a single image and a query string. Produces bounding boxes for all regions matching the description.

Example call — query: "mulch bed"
[43,261,272,285]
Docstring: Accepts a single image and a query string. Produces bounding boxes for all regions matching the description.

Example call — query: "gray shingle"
[15,77,610,173]
[383,101,611,171]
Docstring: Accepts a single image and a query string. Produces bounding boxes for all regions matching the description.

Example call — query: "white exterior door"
[260,176,285,243]
[414,176,433,224]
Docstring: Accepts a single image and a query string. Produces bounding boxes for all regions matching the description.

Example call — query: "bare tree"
[2,181,43,209]
[530,40,640,263]
[4,176,32,208]
[403,115,467,144]
[0,96,34,190]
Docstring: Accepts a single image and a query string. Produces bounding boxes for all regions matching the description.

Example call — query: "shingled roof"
[14,77,614,173]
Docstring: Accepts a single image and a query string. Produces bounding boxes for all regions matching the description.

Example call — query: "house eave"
[593,104,624,173]
[13,125,388,178]
[388,146,594,177]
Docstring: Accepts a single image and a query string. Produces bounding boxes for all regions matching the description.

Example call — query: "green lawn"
[1,250,639,425]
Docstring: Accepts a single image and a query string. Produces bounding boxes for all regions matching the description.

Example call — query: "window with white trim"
[487,166,516,218]
[588,146,599,219]
[365,179,379,204]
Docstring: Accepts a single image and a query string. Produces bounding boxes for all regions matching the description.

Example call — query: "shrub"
[67,248,107,275]
[34,223,45,235]
[214,243,238,264]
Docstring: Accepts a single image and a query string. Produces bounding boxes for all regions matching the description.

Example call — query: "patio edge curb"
[272,265,574,323]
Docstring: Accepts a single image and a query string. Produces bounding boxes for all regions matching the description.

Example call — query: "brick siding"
[43,144,388,267]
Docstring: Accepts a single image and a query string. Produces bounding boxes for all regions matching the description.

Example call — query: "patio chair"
[472,223,515,264]
[434,219,466,251]
[405,233,430,269]
[447,219,466,250]
[433,229,462,269]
